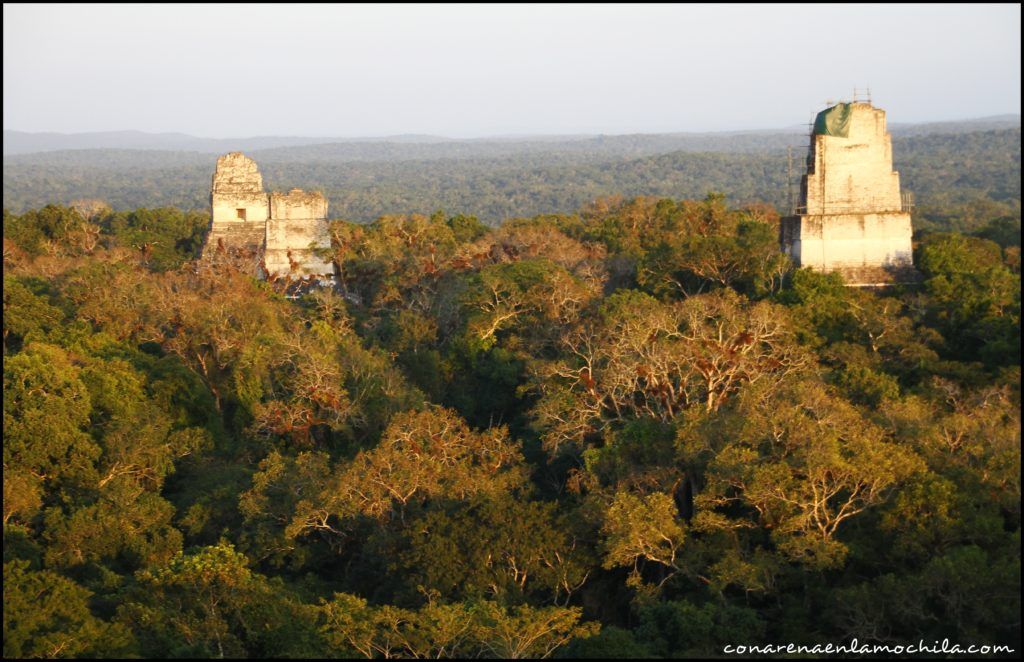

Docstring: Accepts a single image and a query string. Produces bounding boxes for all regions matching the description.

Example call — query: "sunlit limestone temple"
[780,101,917,286]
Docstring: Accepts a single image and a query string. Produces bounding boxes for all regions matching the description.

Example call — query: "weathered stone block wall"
[202,153,336,280]
[269,189,328,220]
[204,154,270,261]
[212,192,270,225]
[211,152,264,193]
[206,220,266,252]
[781,211,913,285]
[803,103,902,215]
[264,189,334,278]
[783,102,916,285]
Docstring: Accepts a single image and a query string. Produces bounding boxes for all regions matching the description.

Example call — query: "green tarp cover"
[813,103,853,137]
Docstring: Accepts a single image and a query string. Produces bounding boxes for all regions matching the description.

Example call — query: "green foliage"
[601,492,686,584]
[831,363,901,407]
[3,275,66,353]
[4,343,101,495]
[972,214,1021,249]
[117,543,323,658]
[4,560,133,658]
[319,592,598,658]
[917,233,1020,365]
[446,212,489,243]
[101,207,209,271]
[560,625,652,658]
[397,495,593,605]
[637,200,788,298]
[680,378,925,570]
[634,599,765,657]
[828,543,1020,644]
[4,128,1018,229]
[42,490,183,572]
[1,205,92,256]
[1,189,1019,657]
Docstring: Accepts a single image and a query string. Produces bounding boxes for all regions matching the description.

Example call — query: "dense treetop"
[3,186,1020,657]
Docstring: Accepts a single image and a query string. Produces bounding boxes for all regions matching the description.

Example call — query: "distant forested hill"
[2,129,814,168]
[0,130,456,155]
[3,127,1020,233]
[4,114,1018,155]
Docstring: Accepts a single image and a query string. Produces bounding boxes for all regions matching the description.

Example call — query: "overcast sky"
[3,3,1020,138]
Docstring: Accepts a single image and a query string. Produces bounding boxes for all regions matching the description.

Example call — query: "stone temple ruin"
[780,101,915,285]
[203,102,916,288]
[201,152,335,280]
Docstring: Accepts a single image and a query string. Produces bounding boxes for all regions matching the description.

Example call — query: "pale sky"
[3,3,1020,138]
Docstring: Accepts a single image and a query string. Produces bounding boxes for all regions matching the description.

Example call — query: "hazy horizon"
[5,109,1023,143]
[4,4,1021,139]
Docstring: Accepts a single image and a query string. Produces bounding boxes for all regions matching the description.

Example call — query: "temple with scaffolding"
[780,93,916,285]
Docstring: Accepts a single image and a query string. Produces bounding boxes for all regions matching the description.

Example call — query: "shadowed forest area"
[3,176,1020,657]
